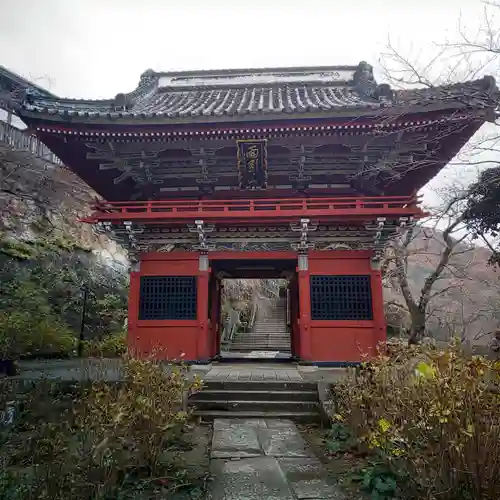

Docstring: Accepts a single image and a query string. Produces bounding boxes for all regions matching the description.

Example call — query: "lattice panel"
[139,276,197,320]
[310,275,373,321]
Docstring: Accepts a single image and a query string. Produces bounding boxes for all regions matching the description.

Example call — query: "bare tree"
[382,188,480,344]
[376,2,500,345]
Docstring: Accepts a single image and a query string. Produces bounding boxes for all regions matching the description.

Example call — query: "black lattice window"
[310,275,373,321]
[139,276,197,320]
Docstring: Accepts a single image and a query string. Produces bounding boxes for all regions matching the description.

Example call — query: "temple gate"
[2,62,496,364]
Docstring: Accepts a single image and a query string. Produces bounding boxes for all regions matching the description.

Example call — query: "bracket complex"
[290,218,317,253]
[188,219,215,252]
[370,217,386,263]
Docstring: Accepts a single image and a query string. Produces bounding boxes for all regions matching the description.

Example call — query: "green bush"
[0,240,127,358]
[331,342,500,500]
[82,331,127,358]
[0,310,75,359]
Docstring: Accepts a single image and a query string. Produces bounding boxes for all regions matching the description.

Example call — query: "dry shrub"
[333,341,500,500]
[0,358,204,499]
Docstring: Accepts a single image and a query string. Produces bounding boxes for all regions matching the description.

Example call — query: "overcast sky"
[0,0,495,206]
[0,0,487,98]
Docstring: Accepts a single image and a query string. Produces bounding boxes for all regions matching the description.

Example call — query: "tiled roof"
[0,65,56,99]
[4,62,498,122]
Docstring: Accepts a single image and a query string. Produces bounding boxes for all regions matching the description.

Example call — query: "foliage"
[0,310,75,358]
[0,358,207,499]
[464,166,500,266]
[0,239,38,260]
[0,239,127,358]
[331,341,500,500]
[82,331,127,358]
[348,461,400,500]
[324,421,357,454]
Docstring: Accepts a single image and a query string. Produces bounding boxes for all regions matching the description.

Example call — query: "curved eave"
[17,101,485,129]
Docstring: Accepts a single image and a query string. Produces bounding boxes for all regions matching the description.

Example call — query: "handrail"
[260,283,280,299]
[0,120,63,166]
[248,301,259,331]
[87,195,423,223]
[94,194,420,210]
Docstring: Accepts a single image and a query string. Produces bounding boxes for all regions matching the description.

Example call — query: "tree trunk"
[408,310,426,345]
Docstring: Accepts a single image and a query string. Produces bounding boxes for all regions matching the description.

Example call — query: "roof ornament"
[353,61,376,94]
[141,68,156,79]
[113,92,133,112]
[480,75,497,94]
[373,83,394,105]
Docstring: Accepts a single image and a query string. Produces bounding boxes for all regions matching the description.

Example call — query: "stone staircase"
[228,298,291,353]
[189,380,321,423]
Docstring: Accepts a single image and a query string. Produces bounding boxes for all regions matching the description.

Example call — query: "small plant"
[349,461,399,500]
[324,421,357,454]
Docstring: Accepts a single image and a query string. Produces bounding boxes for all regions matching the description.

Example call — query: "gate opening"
[209,258,297,361]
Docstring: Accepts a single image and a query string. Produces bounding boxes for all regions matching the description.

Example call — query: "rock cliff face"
[0,129,128,354]
[0,138,126,263]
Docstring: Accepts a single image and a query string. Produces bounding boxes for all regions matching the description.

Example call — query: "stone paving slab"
[209,418,345,500]
[205,365,304,382]
[259,426,312,458]
[210,457,295,500]
[279,458,345,499]
[212,421,262,459]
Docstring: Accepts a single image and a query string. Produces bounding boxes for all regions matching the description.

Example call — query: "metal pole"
[77,285,89,357]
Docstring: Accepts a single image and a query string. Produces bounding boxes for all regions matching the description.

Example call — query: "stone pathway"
[209,418,344,499]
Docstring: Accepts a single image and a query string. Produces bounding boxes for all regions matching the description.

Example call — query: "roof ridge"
[141,64,363,79]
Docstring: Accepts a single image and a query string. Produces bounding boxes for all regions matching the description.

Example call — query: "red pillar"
[289,275,300,358]
[127,270,140,356]
[298,258,312,361]
[370,265,387,352]
[209,274,221,358]
[197,265,210,361]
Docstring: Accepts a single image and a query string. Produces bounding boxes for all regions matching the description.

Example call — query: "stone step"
[229,341,291,346]
[254,325,288,328]
[234,334,289,337]
[252,331,289,334]
[230,340,291,344]
[233,332,290,339]
[228,345,291,350]
[191,399,319,412]
[231,342,290,345]
[229,340,291,344]
[227,345,291,352]
[194,409,321,423]
[232,334,290,339]
[229,341,290,344]
[190,389,318,402]
[227,347,291,352]
[202,381,317,391]
[235,333,289,337]
[254,320,287,324]
[225,352,292,356]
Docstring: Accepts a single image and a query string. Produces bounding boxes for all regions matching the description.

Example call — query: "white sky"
[0,0,487,99]
[0,0,496,207]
